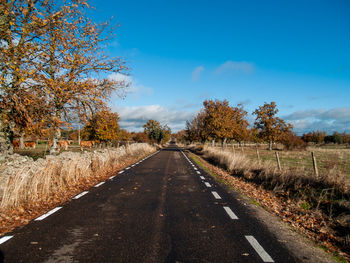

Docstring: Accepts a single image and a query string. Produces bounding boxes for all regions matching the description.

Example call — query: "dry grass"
[199,145,350,195]
[0,143,155,211]
[190,145,350,256]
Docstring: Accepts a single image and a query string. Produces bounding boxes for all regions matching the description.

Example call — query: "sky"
[90,0,350,134]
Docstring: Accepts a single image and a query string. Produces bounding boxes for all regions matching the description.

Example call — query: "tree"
[82,109,120,142]
[33,1,128,154]
[143,119,171,144]
[0,0,52,155]
[185,110,208,143]
[132,132,149,143]
[202,100,248,147]
[253,102,292,150]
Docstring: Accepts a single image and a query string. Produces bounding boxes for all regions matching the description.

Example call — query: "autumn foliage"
[0,0,128,155]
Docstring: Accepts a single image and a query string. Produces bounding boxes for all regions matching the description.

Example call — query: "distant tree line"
[301,131,350,144]
[176,100,349,150]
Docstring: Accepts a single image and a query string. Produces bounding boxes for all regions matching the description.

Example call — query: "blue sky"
[90,0,350,134]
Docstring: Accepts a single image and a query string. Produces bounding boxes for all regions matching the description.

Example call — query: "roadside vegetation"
[0,143,156,235]
[176,99,350,259]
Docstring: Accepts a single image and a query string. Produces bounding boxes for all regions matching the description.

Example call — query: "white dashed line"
[211,191,222,199]
[194,167,198,170]
[94,182,105,187]
[118,170,124,174]
[125,167,131,170]
[109,175,116,180]
[245,235,274,262]
[35,207,62,221]
[0,236,13,245]
[196,171,201,174]
[204,182,212,187]
[73,191,89,199]
[223,206,239,219]
[200,176,205,180]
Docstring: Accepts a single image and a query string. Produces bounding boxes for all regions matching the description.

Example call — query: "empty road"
[0,145,299,262]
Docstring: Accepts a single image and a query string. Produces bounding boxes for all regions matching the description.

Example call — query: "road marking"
[125,167,131,170]
[223,206,239,219]
[131,164,135,167]
[118,170,124,174]
[196,171,201,174]
[200,176,205,180]
[211,191,221,199]
[0,236,13,245]
[109,175,116,180]
[94,182,105,187]
[194,167,198,170]
[245,236,274,262]
[35,207,62,221]
[73,191,89,199]
[204,182,212,187]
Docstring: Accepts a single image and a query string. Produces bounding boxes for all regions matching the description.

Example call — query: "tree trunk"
[50,128,61,155]
[268,140,273,150]
[222,138,227,148]
[212,139,215,147]
[20,132,25,149]
[0,120,14,161]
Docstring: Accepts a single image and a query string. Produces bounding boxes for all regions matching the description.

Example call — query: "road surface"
[0,145,299,262]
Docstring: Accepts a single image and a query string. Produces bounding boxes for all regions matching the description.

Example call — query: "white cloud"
[108,73,153,99]
[215,61,255,75]
[191,66,205,82]
[284,107,350,134]
[113,105,195,132]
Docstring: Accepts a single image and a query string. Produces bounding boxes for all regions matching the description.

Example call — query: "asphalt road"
[0,145,299,262]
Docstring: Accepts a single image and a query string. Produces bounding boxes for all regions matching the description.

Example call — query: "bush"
[280,132,307,150]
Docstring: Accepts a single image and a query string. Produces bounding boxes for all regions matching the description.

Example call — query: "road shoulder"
[187,150,338,263]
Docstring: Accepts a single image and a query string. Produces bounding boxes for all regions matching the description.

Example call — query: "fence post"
[311,152,319,177]
[256,144,260,163]
[275,151,281,171]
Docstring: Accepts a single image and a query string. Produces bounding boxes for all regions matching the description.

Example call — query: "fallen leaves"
[190,152,350,261]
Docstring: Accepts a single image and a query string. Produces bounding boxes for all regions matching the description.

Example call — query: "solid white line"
[200,176,205,180]
[223,206,239,219]
[204,182,212,187]
[245,236,274,262]
[118,170,124,174]
[73,191,89,199]
[196,171,201,174]
[0,236,13,245]
[94,182,105,187]
[211,191,221,199]
[35,207,62,221]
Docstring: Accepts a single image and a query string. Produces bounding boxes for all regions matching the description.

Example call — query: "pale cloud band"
[192,66,205,82]
[113,105,195,132]
[215,60,255,75]
[284,107,350,134]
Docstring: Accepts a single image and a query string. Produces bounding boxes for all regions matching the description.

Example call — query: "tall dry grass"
[0,143,155,211]
[197,145,350,198]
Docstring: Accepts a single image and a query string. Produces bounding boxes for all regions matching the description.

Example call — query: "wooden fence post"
[275,151,281,171]
[256,144,260,163]
[311,152,319,177]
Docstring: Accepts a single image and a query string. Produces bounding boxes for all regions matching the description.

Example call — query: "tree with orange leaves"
[33,1,128,154]
[203,99,248,147]
[82,109,120,142]
[253,102,292,150]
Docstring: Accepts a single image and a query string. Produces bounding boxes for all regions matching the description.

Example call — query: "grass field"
[218,144,350,179]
